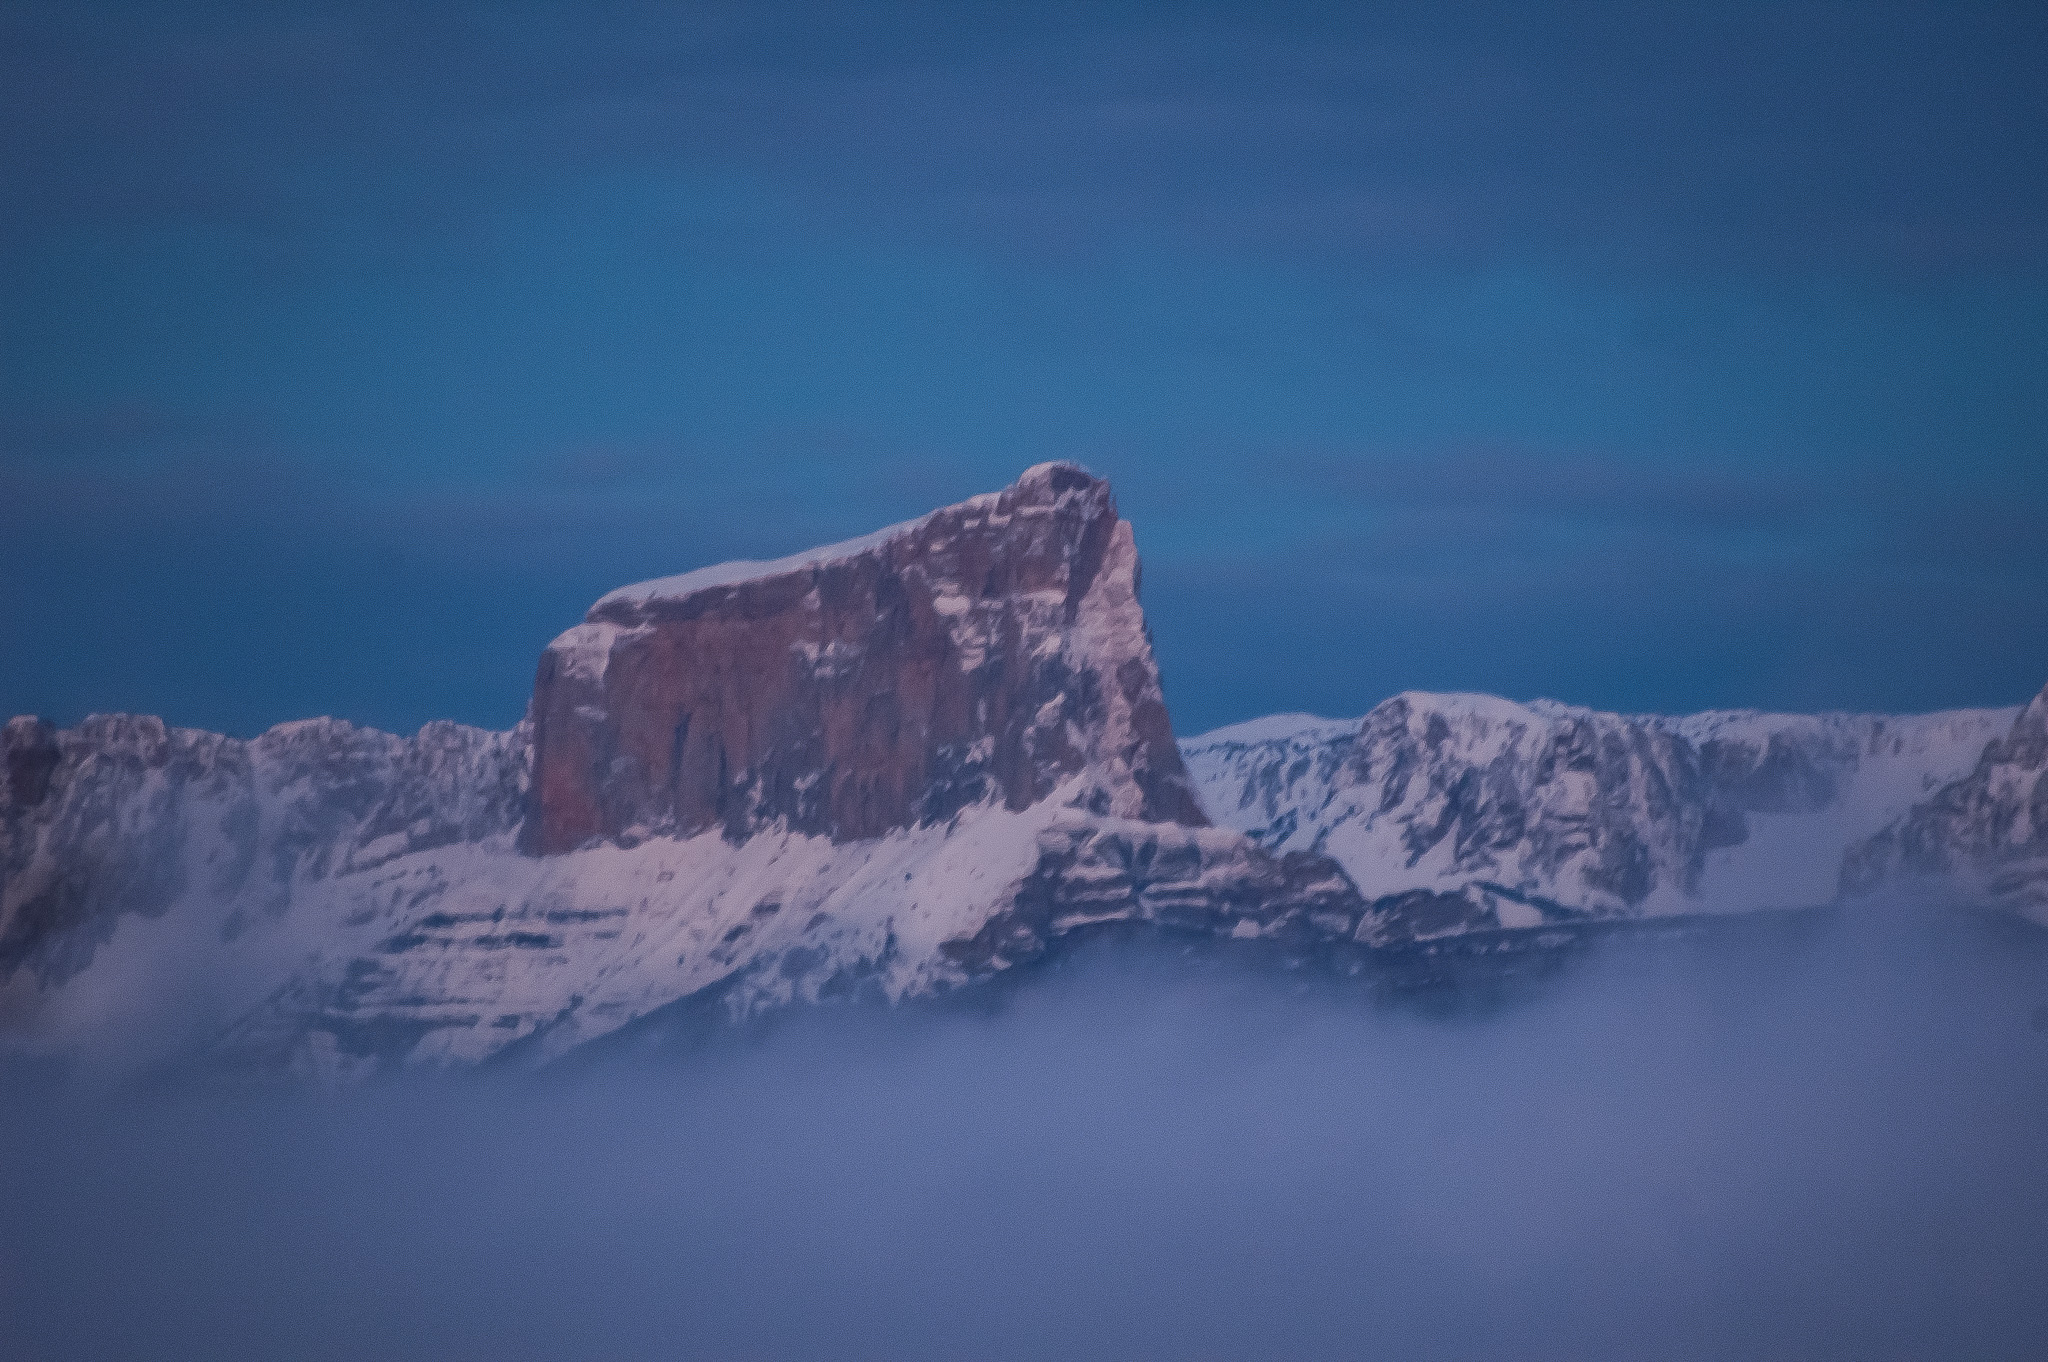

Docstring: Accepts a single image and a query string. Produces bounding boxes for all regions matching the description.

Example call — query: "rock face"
[1842,682,2048,925]
[526,462,1202,853]
[1181,694,2015,934]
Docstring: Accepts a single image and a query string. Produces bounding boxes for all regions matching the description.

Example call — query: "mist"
[5,904,2047,1362]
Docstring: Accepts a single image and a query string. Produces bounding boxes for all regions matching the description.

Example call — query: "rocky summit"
[2,463,2042,1079]
[525,460,1203,853]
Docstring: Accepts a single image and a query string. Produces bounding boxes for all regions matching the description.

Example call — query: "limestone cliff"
[525,462,1202,853]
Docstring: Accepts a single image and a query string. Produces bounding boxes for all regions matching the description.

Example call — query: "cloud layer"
[5,908,2048,1360]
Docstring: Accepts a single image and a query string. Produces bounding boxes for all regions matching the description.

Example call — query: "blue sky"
[4,1,2045,736]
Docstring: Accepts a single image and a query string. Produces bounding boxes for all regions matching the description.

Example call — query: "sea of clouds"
[4,899,2046,1362]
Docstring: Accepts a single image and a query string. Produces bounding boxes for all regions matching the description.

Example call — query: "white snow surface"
[242,791,1074,1077]
[593,516,937,612]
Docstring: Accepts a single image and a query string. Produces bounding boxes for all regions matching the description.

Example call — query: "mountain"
[1179,693,2016,937]
[1841,681,2048,926]
[1,465,1363,1078]
[523,459,1203,852]
[3,463,2040,1079]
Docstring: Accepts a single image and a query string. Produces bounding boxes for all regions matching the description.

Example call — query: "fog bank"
[5,906,2047,1361]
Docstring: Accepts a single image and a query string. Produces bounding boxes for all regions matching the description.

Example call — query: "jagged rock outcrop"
[1842,682,2048,925]
[1181,694,2015,930]
[526,461,1202,853]
[940,821,1367,973]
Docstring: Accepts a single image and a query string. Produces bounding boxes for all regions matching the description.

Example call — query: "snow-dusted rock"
[1181,693,2015,931]
[0,714,529,983]
[1842,682,2048,926]
[0,713,529,1068]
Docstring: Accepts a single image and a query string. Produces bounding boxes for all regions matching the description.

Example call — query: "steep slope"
[1182,694,2014,934]
[2,465,1366,1078]
[1842,682,2048,925]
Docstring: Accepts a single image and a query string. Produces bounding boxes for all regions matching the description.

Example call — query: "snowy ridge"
[4,684,2037,1079]
[215,781,1365,1078]
[215,791,1072,1077]
[1182,692,2016,927]
[0,728,1364,1079]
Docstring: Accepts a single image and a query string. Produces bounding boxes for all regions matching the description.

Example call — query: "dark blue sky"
[4,1,2045,737]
